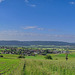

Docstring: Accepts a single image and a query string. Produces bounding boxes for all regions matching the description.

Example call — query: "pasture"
[0,54,25,75]
[24,52,75,75]
[0,52,75,75]
[24,59,75,75]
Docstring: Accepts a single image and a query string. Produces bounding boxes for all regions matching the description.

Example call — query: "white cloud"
[25,0,29,3]
[23,26,45,30]
[37,28,44,30]
[69,2,75,4]
[0,0,4,3]
[23,26,58,31]
[24,26,37,29]
[24,0,36,7]
[29,4,36,7]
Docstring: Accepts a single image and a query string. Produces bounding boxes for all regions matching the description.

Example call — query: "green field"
[0,53,75,75]
[0,54,25,75]
[24,59,75,75]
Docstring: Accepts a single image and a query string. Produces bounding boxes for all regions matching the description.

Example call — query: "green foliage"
[18,55,25,58]
[0,55,3,57]
[55,58,58,60]
[45,55,53,60]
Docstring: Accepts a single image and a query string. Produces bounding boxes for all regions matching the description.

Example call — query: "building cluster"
[1,48,67,56]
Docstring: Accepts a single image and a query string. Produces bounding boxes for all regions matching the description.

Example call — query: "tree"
[0,55,3,57]
[45,55,53,60]
[65,48,69,61]
[18,55,25,58]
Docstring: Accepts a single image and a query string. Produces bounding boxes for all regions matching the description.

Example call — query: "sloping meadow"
[0,53,75,75]
[0,54,25,75]
[24,59,75,75]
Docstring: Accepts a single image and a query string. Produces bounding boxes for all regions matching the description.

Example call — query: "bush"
[18,55,25,58]
[55,58,58,60]
[45,55,53,60]
[0,55,3,57]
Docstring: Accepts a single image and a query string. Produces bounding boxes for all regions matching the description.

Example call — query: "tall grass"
[0,54,25,75]
[24,59,75,75]
[0,54,75,75]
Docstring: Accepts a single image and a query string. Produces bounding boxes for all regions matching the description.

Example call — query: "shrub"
[18,55,25,58]
[0,55,3,57]
[55,58,58,60]
[45,55,53,60]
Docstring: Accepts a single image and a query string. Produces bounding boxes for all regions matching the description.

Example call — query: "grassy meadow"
[24,59,75,75]
[0,54,25,75]
[0,52,75,75]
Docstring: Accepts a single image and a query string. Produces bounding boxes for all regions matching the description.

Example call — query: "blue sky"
[0,0,75,42]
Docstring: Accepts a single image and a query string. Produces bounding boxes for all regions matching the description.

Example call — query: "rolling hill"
[0,41,75,46]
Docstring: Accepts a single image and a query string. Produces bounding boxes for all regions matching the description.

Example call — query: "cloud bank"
[0,30,75,42]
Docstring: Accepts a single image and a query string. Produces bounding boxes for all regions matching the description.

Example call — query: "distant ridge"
[0,41,75,46]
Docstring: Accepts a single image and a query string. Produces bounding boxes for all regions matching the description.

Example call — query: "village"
[0,46,67,56]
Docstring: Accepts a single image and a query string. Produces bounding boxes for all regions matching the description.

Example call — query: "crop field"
[24,59,75,75]
[24,53,75,75]
[0,52,75,75]
[0,54,25,75]
[0,59,19,75]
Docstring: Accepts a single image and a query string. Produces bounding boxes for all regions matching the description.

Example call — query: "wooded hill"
[0,41,75,46]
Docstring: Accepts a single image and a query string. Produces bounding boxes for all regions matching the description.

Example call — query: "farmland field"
[0,52,75,75]
[0,54,25,75]
[24,59,75,75]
